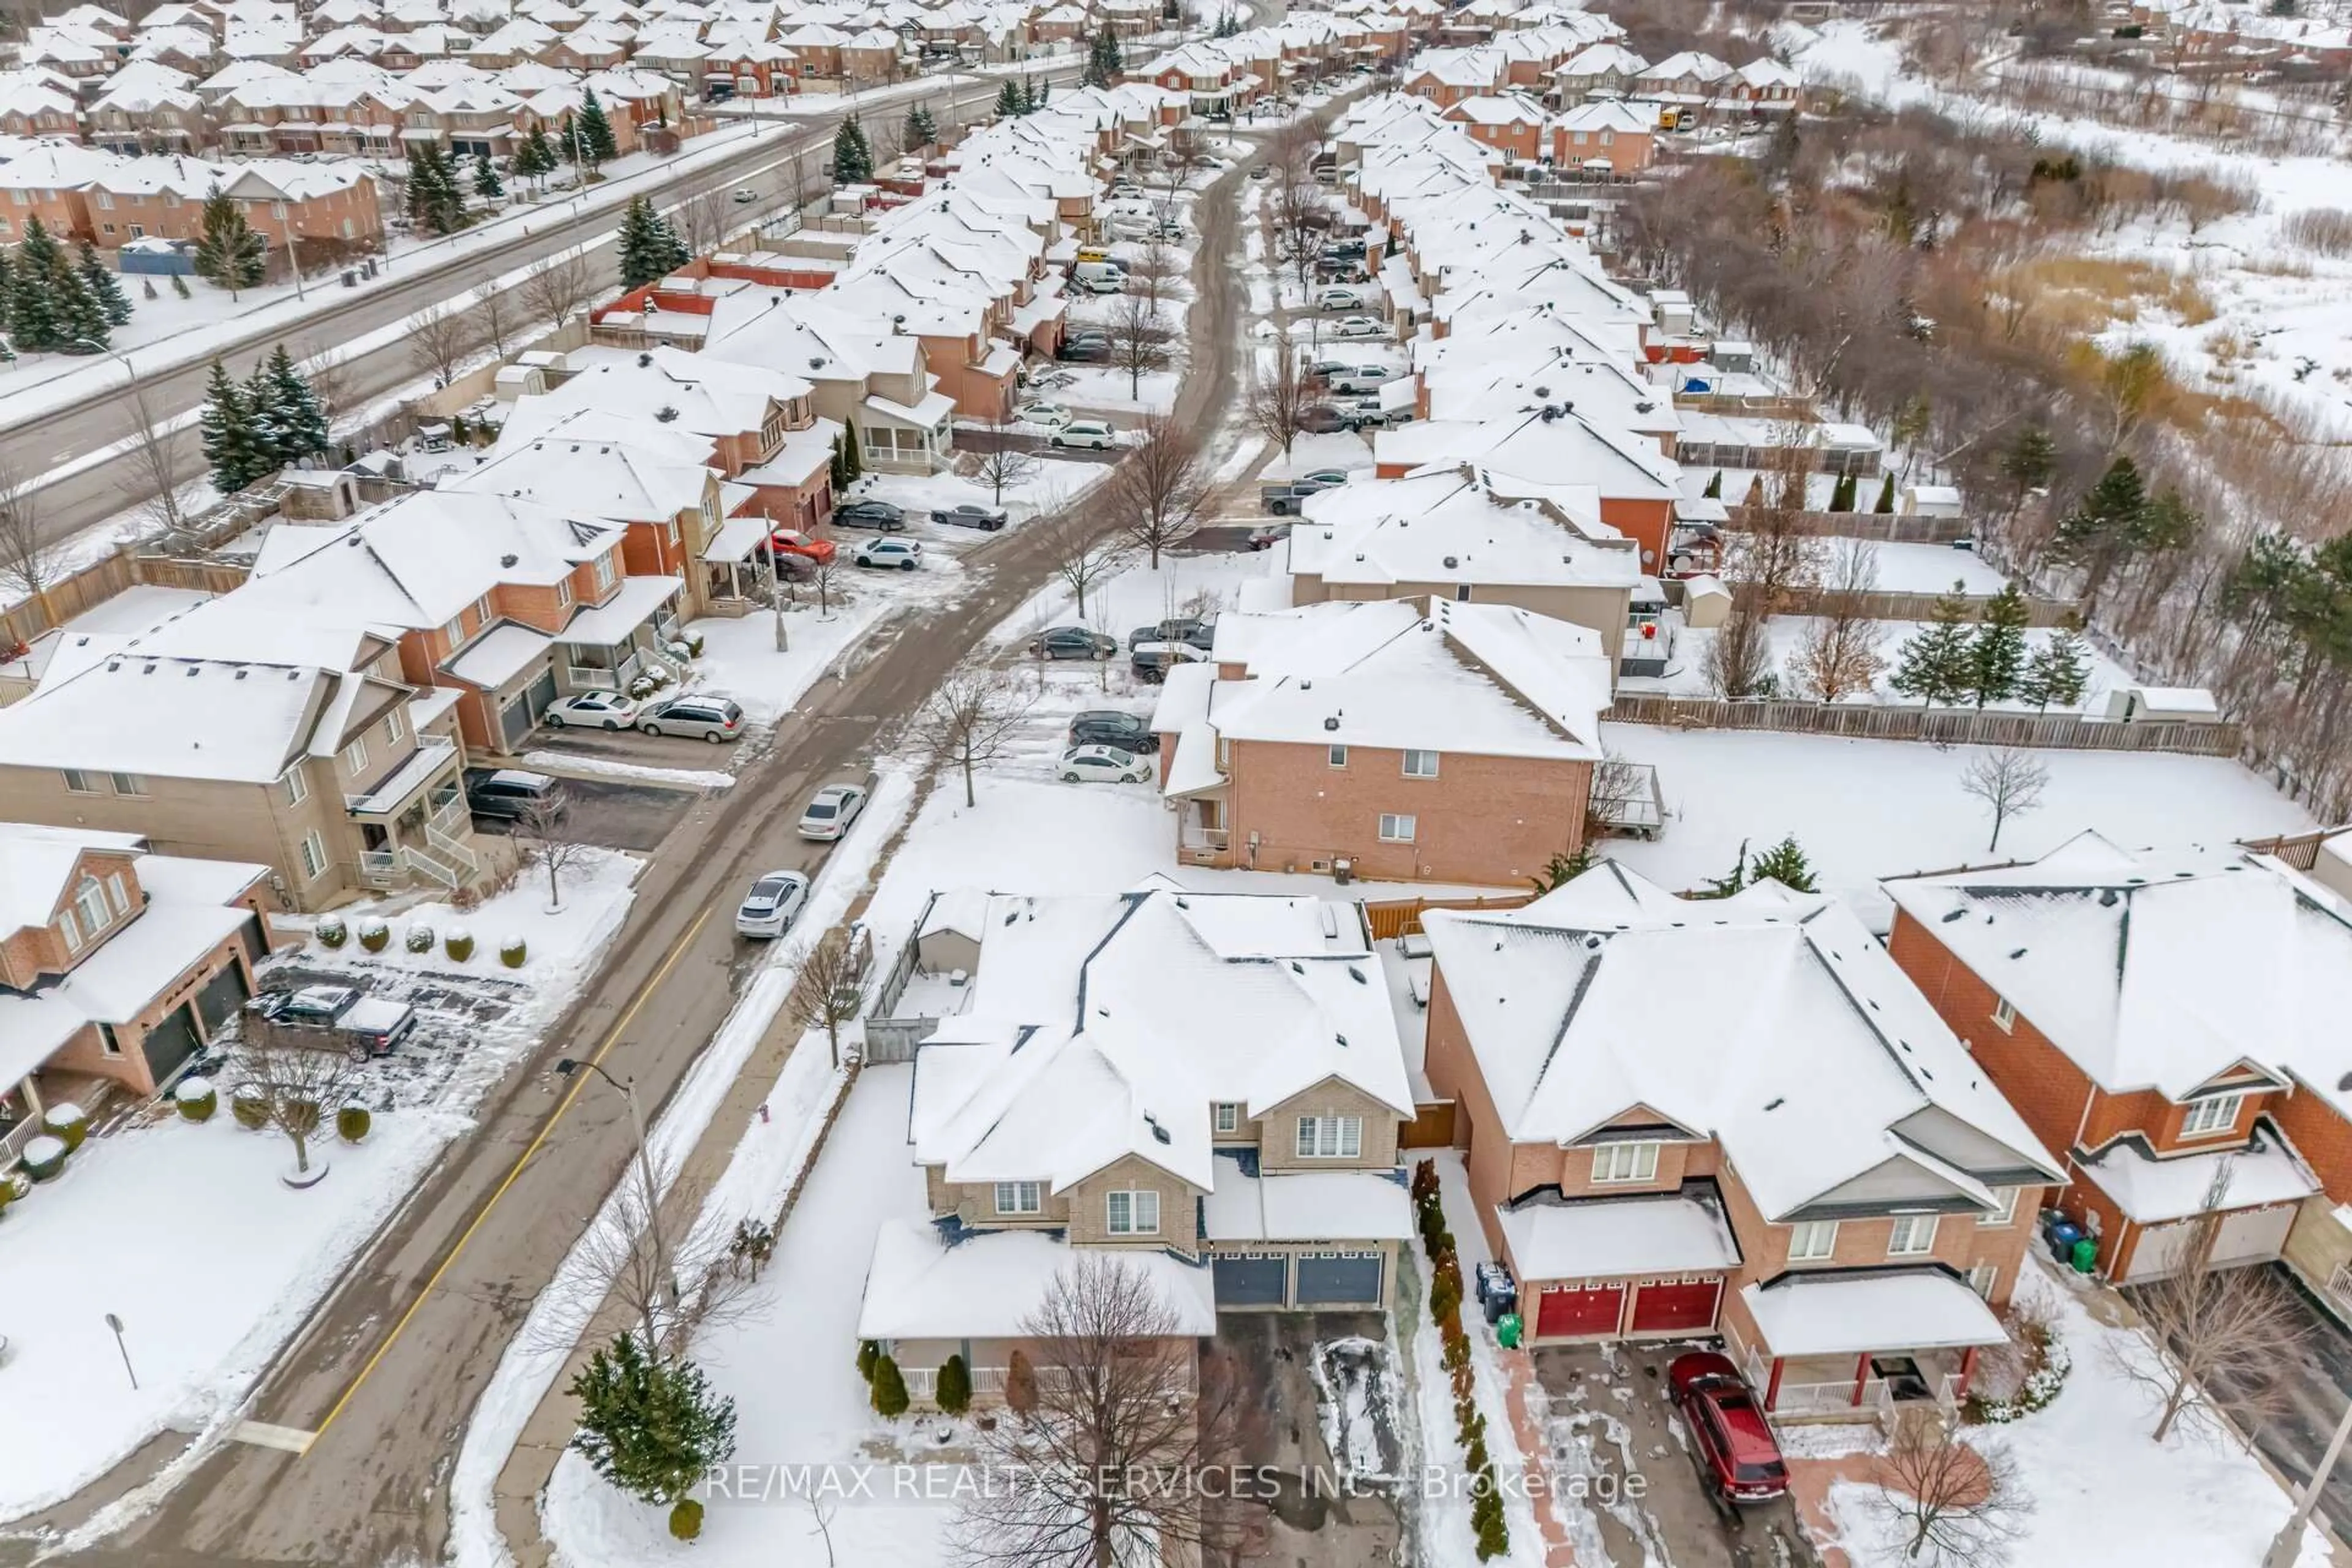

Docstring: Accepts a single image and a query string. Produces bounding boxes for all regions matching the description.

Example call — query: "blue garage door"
[1296,1251,1384,1306]
[1214,1253,1289,1306]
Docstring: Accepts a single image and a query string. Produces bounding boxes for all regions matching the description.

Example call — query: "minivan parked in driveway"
[637,695,745,742]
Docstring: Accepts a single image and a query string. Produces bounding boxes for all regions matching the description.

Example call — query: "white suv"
[1052,420,1118,450]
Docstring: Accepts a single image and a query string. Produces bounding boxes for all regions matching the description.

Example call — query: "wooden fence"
[1773,584,2081,626]
[1606,693,2243,756]
[1401,1101,1457,1149]
[1362,892,1534,941]
[2240,827,2346,872]
[1722,505,1975,545]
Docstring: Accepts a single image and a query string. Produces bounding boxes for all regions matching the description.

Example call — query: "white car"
[1074,273,1126,295]
[1058,744,1153,784]
[734,869,810,939]
[1327,315,1387,339]
[797,782,868,841]
[543,691,640,730]
[854,538,924,570]
[731,186,758,203]
[1052,420,1118,450]
[1315,285,1371,311]
[1016,401,1075,428]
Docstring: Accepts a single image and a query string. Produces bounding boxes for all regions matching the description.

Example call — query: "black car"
[831,499,907,531]
[464,767,559,823]
[930,503,1008,531]
[1297,403,1347,434]
[1125,617,1217,652]
[1131,644,1208,683]
[1321,239,1367,261]
[1056,336,1112,364]
[1028,626,1118,660]
[1069,710,1159,753]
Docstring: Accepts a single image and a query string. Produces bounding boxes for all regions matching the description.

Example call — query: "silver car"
[797,783,868,842]
[734,869,810,938]
[637,695,745,742]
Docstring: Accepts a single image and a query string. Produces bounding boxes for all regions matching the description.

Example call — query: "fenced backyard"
[1605,693,2241,756]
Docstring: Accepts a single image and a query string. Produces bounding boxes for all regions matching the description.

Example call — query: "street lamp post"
[554,1057,677,1352]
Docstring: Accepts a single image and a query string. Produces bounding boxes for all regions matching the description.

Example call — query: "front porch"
[1733,1270,2003,1427]
[556,575,687,696]
[349,739,479,892]
[858,392,954,475]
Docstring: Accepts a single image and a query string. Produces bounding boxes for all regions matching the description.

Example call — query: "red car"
[1668,1352,1787,1506]
[767,529,836,565]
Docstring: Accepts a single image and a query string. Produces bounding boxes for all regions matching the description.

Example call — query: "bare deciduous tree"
[971,413,1041,503]
[1247,324,1310,458]
[1106,415,1208,568]
[1128,238,1186,312]
[0,456,66,617]
[515,788,589,910]
[805,556,848,619]
[1106,292,1175,401]
[235,1020,367,1180]
[2117,1164,2307,1442]
[1703,604,1776,698]
[409,301,483,388]
[958,1254,1254,1568]
[1584,750,1648,840]
[1265,121,1329,289]
[1035,503,1133,619]
[475,284,521,360]
[1792,538,1886,702]
[1871,1423,2032,1566]
[783,925,865,1067]
[909,660,1036,807]
[1958,747,2049,853]
[520,252,595,333]
[118,374,191,538]
[296,339,354,432]
[671,190,737,259]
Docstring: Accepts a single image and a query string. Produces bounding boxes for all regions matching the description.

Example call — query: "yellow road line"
[307,902,717,1441]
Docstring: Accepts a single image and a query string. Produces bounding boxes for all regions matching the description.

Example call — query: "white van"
[1072,259,1127,291]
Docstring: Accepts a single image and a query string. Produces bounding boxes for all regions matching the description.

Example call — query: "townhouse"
[860,883,1419,1404]
[0,823,273,1159]
[0,143,384,251]
[1423,864,2065,1422]
[1148,597,1610,885]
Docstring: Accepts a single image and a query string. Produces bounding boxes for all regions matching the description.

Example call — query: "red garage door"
[1627,1276,1722,1336]
[1535,1281,1626,1340]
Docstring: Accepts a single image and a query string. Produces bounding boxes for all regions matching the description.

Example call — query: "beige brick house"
[1421,862,2064,1423]
[858,884,1419,1406]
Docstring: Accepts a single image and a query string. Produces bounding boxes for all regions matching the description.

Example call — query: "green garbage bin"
[2070,1235,2097,1275]
[1496,1313,1523,1349]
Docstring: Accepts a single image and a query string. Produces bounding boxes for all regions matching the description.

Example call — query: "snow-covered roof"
[1423,862,2064,1222]
[2076,1127,2316,1224]
[1200,1156,1416,1243]
[1498,1191,1740,1280]
[855,1221,1219,1339]
[1740,1270,2006,1357]
[0,657,373,784]
[1289,465,1640,592]
[0,823,143,932]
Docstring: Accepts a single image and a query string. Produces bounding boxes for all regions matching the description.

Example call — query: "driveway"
[473,775,701,854]
[2196,1265,2352,1553]
[1219,1312,1405,1568]
[1531,1343,1811,1568]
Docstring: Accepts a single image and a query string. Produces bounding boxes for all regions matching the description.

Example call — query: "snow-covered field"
[1624,615,2137,712]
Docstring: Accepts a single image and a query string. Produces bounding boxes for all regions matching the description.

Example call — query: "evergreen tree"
[405,147,466,236]
[557,112,581,164]
[869,1352,909,1417]
[935,1354,972,1415]
[1694,840,1749,900]
[1083,29,1123,88]
[1529,845,1594,892]
[244,362,287,465]
[840,420,864,483]
[473,151,505,202]
[827,432,848,491]
[832,115,874,184]
[1828,472,1856,512]
[171,271,191,299]
[199,360,271,493]
[1890,581,1976,706]
[903,102,936,149]
[1027,75,1048,109]
[261,343,330,464]
[567,1333,737,1509]
[516,124,559,185]
[2051,455,2152,609]
[1873,472,1897,513]
[2018,628,2092,711]
[1967,583,2030,709]
[616,195,687,288]
[77,241,132,327]
[1701,469,1722,499]
[1748,833,1817,892]
[2000,425,2056,511]
[193,186,267,299]
[577,88,620,166]
[0,247,14,335]
[7,219,63,351]
[994,78,1022,119]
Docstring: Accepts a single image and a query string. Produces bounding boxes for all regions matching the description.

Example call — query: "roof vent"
[1324,716,1340,731]
[1939,908,1966,924]
[637,352,652,367]
[142,662,156,674]
[185,666,199,676]
[2098,888,2120,906]
[235,669,249,680]
[656,405,679,422]
[1443,554,1458,568]
[1764,1096,1784,1111]
[1349,966,1366,984]
[2009,947,2027,960]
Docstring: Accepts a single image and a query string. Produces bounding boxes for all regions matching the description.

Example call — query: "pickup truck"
[1259,477,1344,514]
[247,984,419,1060]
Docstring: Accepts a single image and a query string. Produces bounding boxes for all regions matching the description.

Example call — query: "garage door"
[1296,1251,1384,1306]
[2212,1204,2296,1267]
[1214,1253,1289,1307]
[140,1003,202,1085]
[194,963,250,1039]
[525,668,559,723]
[499,692,533,750]
[1627,1276,1721,1336]
[1534,1281,1626,1340]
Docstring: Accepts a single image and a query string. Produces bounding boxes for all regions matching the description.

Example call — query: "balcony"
[347,739,459,817]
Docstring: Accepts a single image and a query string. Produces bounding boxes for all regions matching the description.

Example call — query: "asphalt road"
[8,67,1079,545]
[9,140,1261,1568]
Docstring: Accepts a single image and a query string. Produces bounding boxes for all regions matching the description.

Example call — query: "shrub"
[43,1102,88,1152]
[1440,1325,1470,1374]
[316,915,349,949]
[450,884,483,913]
[19,1134,69,1182]
[1411,1158,1439,1205]
[858,1340,881,1382]
[1005,1348,1038,1414]
[232,1084,270,1130]
[1472,1489,1510,1559]
[337,1104,372,1143]
[1430,1268,1462,1324]
[0,1172,24,1215]
[446,928,475,963]
[500,936,528,968]
[870,1353,910,1418]
[405,923,435,954]
[1450,1359,1475,1403]
[176,1076,217,1122]
[357,918,391,953]
[686,632,706,657]
[668,1499,704,1540]
[936,1354,973,1415]
[1463,1433,1489,1476]
[2284,206,2352,258]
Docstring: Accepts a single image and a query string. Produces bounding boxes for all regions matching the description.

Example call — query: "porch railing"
[424,824,480,877]
[359,848,401,888]
[566,651,644,693]
[1772,1372,1962,1420]
[902,1365,1014,1401]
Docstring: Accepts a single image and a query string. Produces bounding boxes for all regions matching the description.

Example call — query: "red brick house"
[1423,864,2064,1422]
[1441,92,1546,162]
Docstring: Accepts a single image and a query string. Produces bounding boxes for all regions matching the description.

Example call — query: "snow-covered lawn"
[1044,361,1183,416]
[851,454,1115,532]
[1599,723,2313,922]
[1624,615,2137,713]
[1851,541,2011,596]
[994,544,1275,650]
[687,556,963,728]
[1820,1267,2330,1568]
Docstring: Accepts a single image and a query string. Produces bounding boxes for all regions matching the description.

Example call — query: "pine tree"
[1890,581,1976,706]
[1529,845,1594,892]
[1874,472,1897,513]
[557,112,581,164]
[405,147,465,236]
[1702,469,1722,499]
[2000,425,2056,511]
[0,247,15,336]
[77,241,132,327]
[577,88,620,166]
[567,1333,737,1509]
[2018,628,2092,711]
[262,343,330,464]
[1027,75,1047,110]
[869,1352,909,1417]
[473,151,505,202]
[171,271,191,299]
[1695,840,1749,900]
[832,115,874,184]
[244,363,286,466]
[2051,456,2149,610]
[1967,583,2030,709]
[827,432,848,491]
[903,102,936,149]
[840,420,864,483]
[199,360,270,493]
[7,218,64,351]
[935,1354,972,1415]
[194,186,271,298]
[1748,834,1817,892]
[616,195,686,289]
[1828,472,1856,512]
[1083,29,1122,88]
[995,78,1022,119]
[517,124,558,185]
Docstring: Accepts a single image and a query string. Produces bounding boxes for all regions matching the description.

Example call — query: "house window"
[1297,1114,1363,1159]
[344,736,369,772]
[1887,1214,1939,1256]
[1328,744,1348,768]
[58,907,82,954]
[594,552,617,589]
[1985,1186,2020,1228]
[557,579,573,607]
[443,615,464,646]
[1967,1262,1999,1300]
[1214,1102,1241,1134]
[385,708,405,745]
[1378,813,1416,843]
[128,223,143,238]
[1106,1189,1160,1235]
[994,1180,1041,1215]
[99,1023,123,1057]
[472,594,494,625]
[104,872,128,915]
[1789,1219,1838,1261]
[110,772,146,796]
[282,768,309,807]
[1991,997,2015,1033]
[2182,1093,2242,1137]
[74,876,111,937]
[1591,1140,1659,1184]
[298,829,327,880]
[1403,749,1439,778]
[63,768,97,794]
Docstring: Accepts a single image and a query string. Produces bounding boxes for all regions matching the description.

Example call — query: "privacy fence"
[1605,693,2241,756]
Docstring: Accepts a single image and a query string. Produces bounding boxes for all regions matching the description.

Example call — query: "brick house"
[1422,864,2064,1421]
[1550,100,1654,172]
[0,824,274,1158]
[1148,597,1609,886]
[859,884,1417,1406]
[1442,91,1547,162]
[1885,834,2343,1285]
